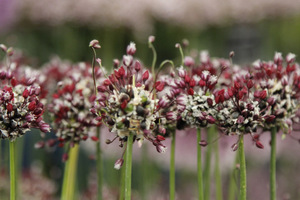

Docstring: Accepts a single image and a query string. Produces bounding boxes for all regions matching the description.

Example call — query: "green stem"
[238,135,247,200]
[227,153,239,200]
[119,152,126,200]
[197,128,204,200]
[270,127,277,200]
[10,141,16,200]
[204,127,213,200]
[96,127,103,200]
[214,132,223,200]
[170,130,176,200]
[125,134,134,200]
[61,144,80,200]
[148,40,157,76]
[141,144,148,200]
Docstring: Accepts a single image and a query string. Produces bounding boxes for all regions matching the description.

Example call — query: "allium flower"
[92,42,166,165]
[48,62,103,148]
[252,52,300,134]
[0,45,50,140]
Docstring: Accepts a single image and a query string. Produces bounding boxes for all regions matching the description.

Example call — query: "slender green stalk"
[227,153,239,200]
[141,144,148,200]
[238,135,247,200]
[214,133,223,200]
[96,127,103,200]
[10,141,17,200]
[119,152,126,200]
[204,127,213,200]
[197,128,204,200]
[61,144,80,200]
[170,130,176,200]
[125,134,134,200]
[270,127,277,200]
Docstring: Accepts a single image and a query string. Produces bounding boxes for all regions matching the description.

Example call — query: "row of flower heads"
[1,37,300,169]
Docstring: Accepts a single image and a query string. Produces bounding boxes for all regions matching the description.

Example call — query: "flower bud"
[126,42,136,55]
[199,140,208,147]
[184,56,195,67]
[148,36,155,43]
[89,40,101,49]
[142,70,149,81]
[255,141,264,149]
[114,158,124,170]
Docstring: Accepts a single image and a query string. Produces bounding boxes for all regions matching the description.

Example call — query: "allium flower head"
[92,42,166,159]
[48,62,103,148]
[0,47,50,140]
[253,52,300,134]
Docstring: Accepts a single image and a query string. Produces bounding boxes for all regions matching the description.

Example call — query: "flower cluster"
[252,52,300,134]
[48,62,102,148]
[91,41,166,167]
[0,45,50,140]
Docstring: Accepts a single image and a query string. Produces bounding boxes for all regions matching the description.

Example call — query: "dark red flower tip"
[155,81,165,92]
[28,101,36,111]
[135,61,141,72]
[255,141,264,149]
[82,135,88,141]
[199,79,206,87]
[156,135,165,141]
[11,78,17,87]
[23,89,29,98]
[120,101,128,110]
[207,98,213,107]
[103,79,111,86]
[58,143,65,148]
[264,115,276,123]
[118,66,125,77]
[142,70,149,81]
[7,103,13,112]
[189,78,196,87]
[188,88,194,95]
[91,136,99,142]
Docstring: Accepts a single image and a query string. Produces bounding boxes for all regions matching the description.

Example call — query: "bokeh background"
[1,0,300,199]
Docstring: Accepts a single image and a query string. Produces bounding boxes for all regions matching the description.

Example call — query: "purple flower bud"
[135,60,141,72]
[231,143,238,151]
[177,94,187,106]
[114,158,124,170]
[158,97,169,108]
[159,126,166,135]
[89,40,101,49]
[199,140,208,147]
[264,115,276,123]
[0,44,7,52]
[274,52,283,64]
[0,71,6,79]
[166,111,177,121]
[123,55,133,67]
[177,66,186,78]
[148,35,155,43]
[126,42,136,55]
[267,97,276,106]
[25,113,35,122]
[184,56,195,67]
[113,59,120,68]
[156,143,167,153]
[207,116,216,124]
[237,115,244,124]
[286,53,296,63]
[39,122,51,133]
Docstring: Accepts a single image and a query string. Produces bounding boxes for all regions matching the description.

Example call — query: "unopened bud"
[148,35,155,43]
[229,51,235,58]
[89,39,101,49]
[199,140,208,147]
[114,158,124,170]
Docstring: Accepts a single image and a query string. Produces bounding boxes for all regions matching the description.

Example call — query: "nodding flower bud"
[89,39,101,49]
[175,43,180,48]
[0,44,7,52]
[159,126,166,135]
[255,140,264,149]
[148,35,155,43]
[6,47,14,56]
[126,42,136,55]
[231,143,238,151]
[229,51,235,58]
[114,158,124,170]
[156,143,167,153]
[91,136,99,142]
[199,140,208,147]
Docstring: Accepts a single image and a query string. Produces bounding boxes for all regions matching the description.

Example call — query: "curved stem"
[96,127,103,200]
[238,135,247,200]
[170,130,176,200]
[197,128,204,200]
[227,153,238,200]
[61,144,80,200]
[125,134,134,200]
[10,141,16,200]
[148,42,157,76]
[204,127,213,200]
[270,127,277,200]
[214,131,223,200]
